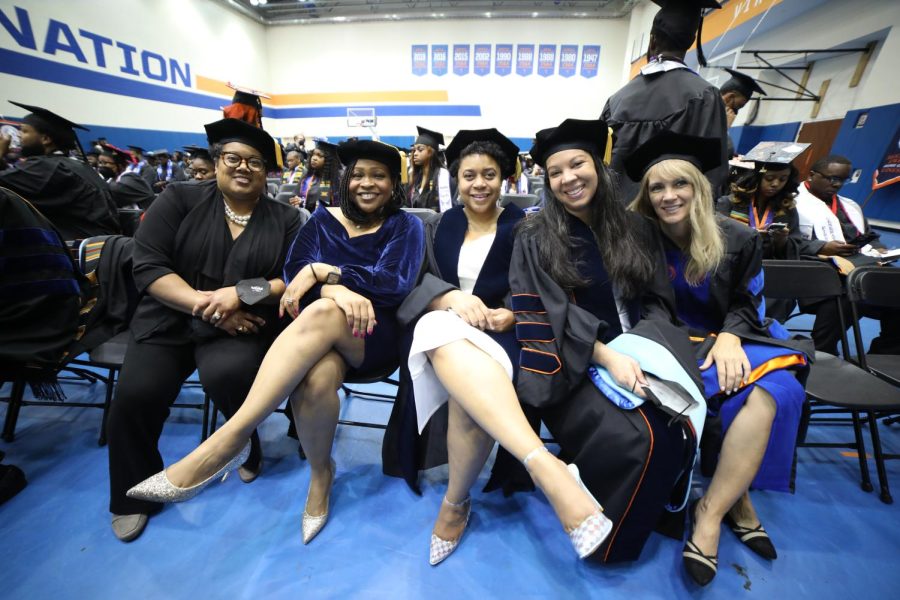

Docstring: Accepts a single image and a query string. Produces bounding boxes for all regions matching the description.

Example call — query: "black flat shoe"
[683,539,718,586]
[723,512,777,560]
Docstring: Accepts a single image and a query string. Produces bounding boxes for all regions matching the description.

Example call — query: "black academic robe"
[109,172,156,210]
[130,179,302,345]
[142,162,187,190]
[508,219,699,563]
[382,204,529,494]
[601,66,728,203]
[0,154,120,241]
[715,195,825,261]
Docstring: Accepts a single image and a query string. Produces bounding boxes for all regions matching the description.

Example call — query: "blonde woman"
[627,131,812,587]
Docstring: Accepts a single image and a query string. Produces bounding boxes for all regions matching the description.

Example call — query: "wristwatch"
[324,269,341,285]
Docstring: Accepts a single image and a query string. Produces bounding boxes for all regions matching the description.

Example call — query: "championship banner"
[516,44,534,77]
[411,45,427,76]
[431,45,448,76]
[495,44,513,76]
[537,44,556,77]
[872,125,900,190]
[453,44,470,76]
[580,45,601,78]
[473,44,491,76]
[559,45,578,78]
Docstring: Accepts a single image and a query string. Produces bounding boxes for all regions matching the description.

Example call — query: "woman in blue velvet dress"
[627,131,812,586]
[387,129,609,565]
[127,139,425,545]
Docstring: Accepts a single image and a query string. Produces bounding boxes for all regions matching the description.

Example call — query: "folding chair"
[763,260,900,503]
[499,194,540,210]
[847,266,900,385]
[279,183,300,195]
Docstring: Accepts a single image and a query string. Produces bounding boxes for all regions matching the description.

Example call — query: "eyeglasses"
[220,152,266,173]
[811,170,850,186]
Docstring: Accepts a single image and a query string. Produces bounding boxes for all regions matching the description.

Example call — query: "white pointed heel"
[302,459,336,544]
[126,441,251,503]
[429,496,471,566]
[566,463,613,559]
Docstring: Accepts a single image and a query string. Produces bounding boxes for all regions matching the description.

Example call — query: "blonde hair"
[628,159,724,285]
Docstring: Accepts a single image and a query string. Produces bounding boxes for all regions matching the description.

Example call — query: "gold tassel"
[273,142,284,170]
[515,155,522,181]
[399,150,409,185]
[603,127,613,166]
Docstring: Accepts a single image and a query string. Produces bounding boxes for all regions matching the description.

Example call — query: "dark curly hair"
[448,141,513,180]
[729,163,799,214]
[337,159,407,226]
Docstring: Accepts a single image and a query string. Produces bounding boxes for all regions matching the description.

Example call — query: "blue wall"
[830,102,900,221]
[730,122,802,156]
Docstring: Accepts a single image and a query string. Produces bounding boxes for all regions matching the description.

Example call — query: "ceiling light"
[486,12,491,18]
[532,12,539,17]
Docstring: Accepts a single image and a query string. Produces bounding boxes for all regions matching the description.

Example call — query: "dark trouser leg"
[867,308,900,355]
[108,340,194,514]
[811,297,851,355]
[194,334,271,471]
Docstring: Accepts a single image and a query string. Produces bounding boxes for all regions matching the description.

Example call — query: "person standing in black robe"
[98,143,156,210]
[105,119,302,543]
[601,0,727,203]
[141,149,187,192]
[0,101,119,241]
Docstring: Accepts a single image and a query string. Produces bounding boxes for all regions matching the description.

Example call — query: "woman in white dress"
[398,128,611,565]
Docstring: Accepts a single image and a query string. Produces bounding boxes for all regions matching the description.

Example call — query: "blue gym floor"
[2,232,899,599]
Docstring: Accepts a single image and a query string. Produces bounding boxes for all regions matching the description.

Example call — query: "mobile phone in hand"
[766,222,788,233]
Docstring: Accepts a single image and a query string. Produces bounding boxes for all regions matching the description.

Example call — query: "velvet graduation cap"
[9,100,88,151]
[743,141,810,172]
[529,118,612,168]
[624,130,721,182]
[414,126,444,150]
[183,144,212,161]
[444,128,519,179]
[651,0,722,67]
[205,118,281,169]
[722,68,767,98]
[100,143,135,167]
[337,139,408,184]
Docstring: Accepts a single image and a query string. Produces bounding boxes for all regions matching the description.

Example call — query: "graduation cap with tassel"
[650,0,722,67]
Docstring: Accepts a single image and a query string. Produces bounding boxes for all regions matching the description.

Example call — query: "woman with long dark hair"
[407,126,452,211]
[511,119,703,564]
[628,131,811,587]
[127,139,425,546]
[291,140,341,211]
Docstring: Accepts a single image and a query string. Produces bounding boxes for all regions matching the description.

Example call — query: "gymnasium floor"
[2,233,899,599]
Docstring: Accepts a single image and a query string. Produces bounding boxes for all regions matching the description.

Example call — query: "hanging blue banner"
[453,44,470,76]
[559,45,578,78]
[411,45,428,76]
[495,44,513,76]
[580,45,600,78]
[516,44,534,77]
[473,44,491,76]
[537,44,556,77]
[431,44,448,76]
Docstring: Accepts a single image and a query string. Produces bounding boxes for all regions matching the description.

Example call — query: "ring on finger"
[237,325,246,333]
[211,312,222,322]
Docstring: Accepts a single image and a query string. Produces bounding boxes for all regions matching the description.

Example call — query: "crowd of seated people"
[1,15,896,584]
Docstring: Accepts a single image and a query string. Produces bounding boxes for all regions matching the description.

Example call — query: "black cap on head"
[184,145,212,161]
[415,126,444,150]
[151,148,170,157]
[314,139,338,154]
[100,143,134,167]
[529,119,609,168]
[624,130,721,182]
[743,141,809,170]
[651,0,721,66]
[205,118,280,169]
[9,100,88,150]
[337,139,403,179]
[127,145,145,153]
[227,83,269,107]
[722,68,767,98]
[444,128,519,179]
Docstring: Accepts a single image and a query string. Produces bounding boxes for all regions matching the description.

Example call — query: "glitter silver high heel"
[126,441,251,503]
[429,496,471,566]
[566,463,613,559]
[302,459,336,544]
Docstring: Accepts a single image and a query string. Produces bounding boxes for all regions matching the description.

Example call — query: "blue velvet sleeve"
[282,219,321,283]
[341,213,426,307]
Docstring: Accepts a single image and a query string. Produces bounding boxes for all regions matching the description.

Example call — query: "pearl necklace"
[224,200,252,227]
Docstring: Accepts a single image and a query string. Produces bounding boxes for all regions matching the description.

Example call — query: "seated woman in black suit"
[391,128,608,565]
[127,139,425,545]
[107,119,302,542]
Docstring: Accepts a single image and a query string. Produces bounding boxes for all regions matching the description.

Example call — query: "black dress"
[107,179,302,516]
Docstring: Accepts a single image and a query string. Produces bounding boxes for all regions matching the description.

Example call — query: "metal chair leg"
[201,394,211,442]
[851,411,874,493]
[867,411,894,504]
[97,367,116,446]
[2,379,26,442]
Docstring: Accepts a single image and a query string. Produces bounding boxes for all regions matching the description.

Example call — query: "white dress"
[408,233,514,433]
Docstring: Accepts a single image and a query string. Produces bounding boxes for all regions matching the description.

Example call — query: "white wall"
[264,17,629,143]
